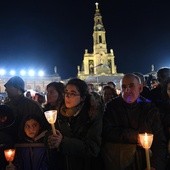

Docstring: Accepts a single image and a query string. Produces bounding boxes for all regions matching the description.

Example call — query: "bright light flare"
[9,70,16,76]
[20,70,26,76]
[38,70,44,76]
[0,69,6,76]
[28,69,35,76]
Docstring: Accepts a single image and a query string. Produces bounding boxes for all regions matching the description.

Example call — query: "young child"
[19,114,47,142]
[15,114,49,170]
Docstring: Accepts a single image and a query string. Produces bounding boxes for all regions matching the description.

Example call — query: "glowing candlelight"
[44,110,57,135]
[4,149,16,170]
[4,149,15,162]
[139,133,153,170]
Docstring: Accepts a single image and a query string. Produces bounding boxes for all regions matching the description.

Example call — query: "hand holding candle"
[44,110,57,135]
[139,133,153,170]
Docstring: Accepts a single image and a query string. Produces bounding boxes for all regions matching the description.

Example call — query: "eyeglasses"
[64,92,80,98]
[121,83,136,90]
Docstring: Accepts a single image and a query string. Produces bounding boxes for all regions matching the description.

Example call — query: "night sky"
[0,0,170,79]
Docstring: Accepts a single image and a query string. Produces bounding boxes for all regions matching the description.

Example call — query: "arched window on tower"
[89,60,94,74]
[108,59,112,72]
[99,35,102,43]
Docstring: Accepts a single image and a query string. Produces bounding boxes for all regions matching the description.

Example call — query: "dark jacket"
[5,94,47,138]
[5,94,44,121]
[14,130,49,170]
[149,85,162,103]
[14,112,49,170]
[14,143,48,170]
[0,105,16,170]
[48,95,103,170]
[102,96,167,170]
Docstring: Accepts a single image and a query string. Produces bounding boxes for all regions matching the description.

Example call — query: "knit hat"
[4,76,25,93]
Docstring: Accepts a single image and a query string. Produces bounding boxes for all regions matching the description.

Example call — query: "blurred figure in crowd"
[133,72,150,99]
[107,81,116,90]
[0,105,16,169]
[25,91,32,99]
[33,93,46,107]
[4,76,46,140]
[102,85,118,104]
[150,78,159,89]
[149,67,170,103]
[44,82,65,112]
[87,83,103,107]
[153,78,170,169]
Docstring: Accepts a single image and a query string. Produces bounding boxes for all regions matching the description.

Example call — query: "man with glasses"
[102,73,167,170]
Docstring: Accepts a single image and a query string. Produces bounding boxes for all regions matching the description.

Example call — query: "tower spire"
[77,2,117,79]
[95,2,99,10]
[93,2,106,54]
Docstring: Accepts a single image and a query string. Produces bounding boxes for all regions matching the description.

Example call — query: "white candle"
[44,110,57,135]
[139,133,153,149]
[145,148,151,170]
[139,133,153,170]
[4,149,15,162]
[51,123,56,135]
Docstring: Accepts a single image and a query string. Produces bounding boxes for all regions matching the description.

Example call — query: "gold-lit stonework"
[77,3,123,84]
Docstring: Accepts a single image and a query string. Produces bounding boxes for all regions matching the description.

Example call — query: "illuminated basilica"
[0,2,123,95]
[77,3,123,84]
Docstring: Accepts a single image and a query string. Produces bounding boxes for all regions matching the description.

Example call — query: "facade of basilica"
[77,3,123,85]
[0,3,124,95]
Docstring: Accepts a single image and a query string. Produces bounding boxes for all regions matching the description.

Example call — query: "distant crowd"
[0,67,170,170]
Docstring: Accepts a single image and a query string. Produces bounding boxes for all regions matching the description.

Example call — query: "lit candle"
[4,149,16,162]
[143,133,149,148]
[44,110,57,135]
[139,133,153,170]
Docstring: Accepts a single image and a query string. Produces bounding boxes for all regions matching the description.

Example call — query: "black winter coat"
[48,100,103,170]
[102,96,167,170]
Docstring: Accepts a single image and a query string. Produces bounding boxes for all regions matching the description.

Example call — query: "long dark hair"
[45,82,65,110]
[66,78,97,119]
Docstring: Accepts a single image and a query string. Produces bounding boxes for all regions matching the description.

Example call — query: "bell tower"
[78,2,117,80]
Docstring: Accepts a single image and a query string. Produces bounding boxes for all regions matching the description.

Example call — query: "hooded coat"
[14,114,49,170]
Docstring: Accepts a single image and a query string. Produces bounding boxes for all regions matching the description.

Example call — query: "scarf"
[60,102,84,117]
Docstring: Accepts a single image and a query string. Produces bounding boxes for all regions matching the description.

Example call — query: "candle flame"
[139,132,153,149]
[4,149,15,162]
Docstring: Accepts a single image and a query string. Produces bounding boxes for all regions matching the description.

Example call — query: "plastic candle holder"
[44,110,57,135]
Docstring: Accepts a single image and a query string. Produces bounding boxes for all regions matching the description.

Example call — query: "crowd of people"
[0,67,170,170]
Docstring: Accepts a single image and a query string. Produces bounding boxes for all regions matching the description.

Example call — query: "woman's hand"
[48,130,63,149]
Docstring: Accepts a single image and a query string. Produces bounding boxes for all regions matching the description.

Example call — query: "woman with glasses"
[47,78,103,170]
